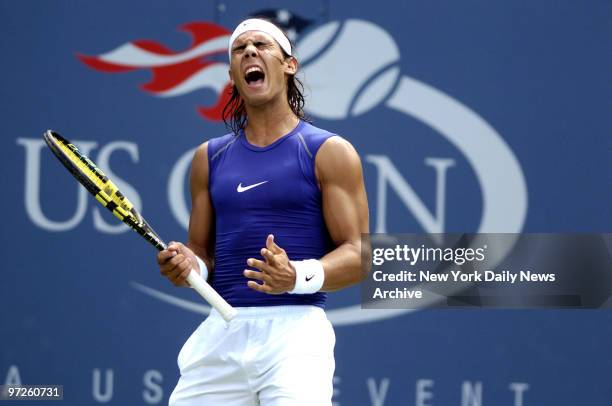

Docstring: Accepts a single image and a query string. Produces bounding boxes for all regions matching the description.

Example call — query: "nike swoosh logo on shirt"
[237,181,268,193]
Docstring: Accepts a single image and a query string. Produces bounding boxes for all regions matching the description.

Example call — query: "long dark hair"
[222,35,309,135]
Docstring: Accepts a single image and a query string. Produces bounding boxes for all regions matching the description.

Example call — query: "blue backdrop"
[1,1,611,405]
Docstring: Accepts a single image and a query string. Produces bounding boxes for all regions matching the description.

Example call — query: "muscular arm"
[317,136,370,291]
[187,142,215,272]
[157,142,214,286]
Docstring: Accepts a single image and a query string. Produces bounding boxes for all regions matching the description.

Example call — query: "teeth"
[245,66,263,75]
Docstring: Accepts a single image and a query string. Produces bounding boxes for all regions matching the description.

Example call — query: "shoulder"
[317,136,360,165]
[298,121,335,142]
[296,121,337,158]
[191,132,236,185]
[207,132,239,162]
[296,121,362,180]
[315,135,362,183]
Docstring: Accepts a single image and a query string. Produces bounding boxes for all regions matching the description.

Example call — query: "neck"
[243,98,299,147]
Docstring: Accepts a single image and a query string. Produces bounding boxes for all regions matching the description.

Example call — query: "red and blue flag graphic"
[78,22,232,121]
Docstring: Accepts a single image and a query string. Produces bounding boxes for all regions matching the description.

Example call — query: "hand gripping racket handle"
[186,271,237,322]
[41,130,237,322]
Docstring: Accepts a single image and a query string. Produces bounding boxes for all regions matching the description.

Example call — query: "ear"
[283,56,298,76]
[228,69,235,87]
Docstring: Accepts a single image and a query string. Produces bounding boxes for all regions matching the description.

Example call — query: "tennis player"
[157,18,369,405]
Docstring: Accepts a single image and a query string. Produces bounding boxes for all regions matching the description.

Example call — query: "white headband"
[228,18,292,60]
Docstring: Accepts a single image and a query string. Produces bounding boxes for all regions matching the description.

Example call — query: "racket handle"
[186,271,237,322]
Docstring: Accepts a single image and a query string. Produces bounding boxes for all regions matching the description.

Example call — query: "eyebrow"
[233,37,274,48]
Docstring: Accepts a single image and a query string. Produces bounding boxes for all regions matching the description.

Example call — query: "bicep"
[187,142,214,260]
[317,137,369,245]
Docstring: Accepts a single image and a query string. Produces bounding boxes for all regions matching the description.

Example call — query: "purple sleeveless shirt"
[207,120,334,307]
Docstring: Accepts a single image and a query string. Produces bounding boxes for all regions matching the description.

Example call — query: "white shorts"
[169,305,336,406]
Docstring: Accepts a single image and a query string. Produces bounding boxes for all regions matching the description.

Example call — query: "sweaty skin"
[157,30,370,293]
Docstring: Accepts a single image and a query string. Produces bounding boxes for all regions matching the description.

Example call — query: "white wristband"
[194,256,209,282]
[288,259,324,294]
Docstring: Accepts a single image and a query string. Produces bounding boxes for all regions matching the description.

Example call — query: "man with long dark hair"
[157,18,369,405]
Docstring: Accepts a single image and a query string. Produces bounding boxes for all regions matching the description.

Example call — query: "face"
[229,31,297,107]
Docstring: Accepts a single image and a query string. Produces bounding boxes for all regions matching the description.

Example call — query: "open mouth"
[244,66,265,87]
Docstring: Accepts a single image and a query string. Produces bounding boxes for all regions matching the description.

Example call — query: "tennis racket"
[43,130,237,322]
